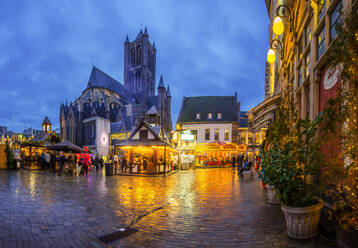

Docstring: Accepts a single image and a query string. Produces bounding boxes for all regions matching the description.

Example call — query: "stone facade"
[60,28,172,155]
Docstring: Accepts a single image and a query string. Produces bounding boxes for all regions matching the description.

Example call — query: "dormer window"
[196,113,201,120]
[207,113,212,120]
[217,113,222,119]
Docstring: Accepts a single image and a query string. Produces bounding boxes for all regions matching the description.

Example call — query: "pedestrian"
[143,157,147,171]
[121,157,127,173]
[113,154,119,174]
[83,155,89,175]
[58,151,66,176]
[99,156,104,170]
[95,156,99,172]
[40,152,45,170]
[50,152,56,173]
[79,156,84,176]
[44,151,51,171]
[231,156,236,168]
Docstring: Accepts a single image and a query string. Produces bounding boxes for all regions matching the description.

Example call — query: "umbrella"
[47,140,85,153]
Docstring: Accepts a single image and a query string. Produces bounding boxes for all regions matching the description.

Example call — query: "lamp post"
[273,4,294,35]
[266,39,284,64]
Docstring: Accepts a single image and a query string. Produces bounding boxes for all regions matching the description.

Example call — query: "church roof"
[157,74,165,88]
[135,29,144,40]
[166,85,171,97]
[147,96,159,110]
[87,66,135,103]
[177,96,239,123]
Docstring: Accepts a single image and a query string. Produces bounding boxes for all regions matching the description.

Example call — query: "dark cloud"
[0,0,269,132]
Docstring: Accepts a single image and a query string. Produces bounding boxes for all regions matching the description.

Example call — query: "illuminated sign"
[181,131,194,141]
[110,132,131,141]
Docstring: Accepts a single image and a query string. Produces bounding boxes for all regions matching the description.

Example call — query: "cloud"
[0,0,269,132]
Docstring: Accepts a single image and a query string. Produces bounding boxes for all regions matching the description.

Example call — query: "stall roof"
[116,139,169,147]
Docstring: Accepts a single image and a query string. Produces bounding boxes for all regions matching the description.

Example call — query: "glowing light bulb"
[267,49,276,64]
[273,16,284,36]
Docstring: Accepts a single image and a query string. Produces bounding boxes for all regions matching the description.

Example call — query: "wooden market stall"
[115,121,178,174]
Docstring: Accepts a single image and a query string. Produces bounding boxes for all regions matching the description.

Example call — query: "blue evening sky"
[0,0,269,132]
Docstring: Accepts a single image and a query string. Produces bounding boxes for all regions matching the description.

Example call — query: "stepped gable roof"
[177,96,238,123]
[87,66,135,103]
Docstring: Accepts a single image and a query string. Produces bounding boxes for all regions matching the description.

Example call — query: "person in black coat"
[58,151,66,176]
[231,156,236,168]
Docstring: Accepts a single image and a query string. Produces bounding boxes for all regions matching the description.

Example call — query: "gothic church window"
[136,45,141,65]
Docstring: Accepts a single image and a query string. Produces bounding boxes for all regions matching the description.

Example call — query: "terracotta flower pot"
[281,198,324,239]
[267,185,280,205]
[336,223,358,248]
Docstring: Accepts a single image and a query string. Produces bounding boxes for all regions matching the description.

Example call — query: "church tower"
[124,27,156,97]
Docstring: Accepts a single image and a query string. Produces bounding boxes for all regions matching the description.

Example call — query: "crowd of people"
[39,151,105,177]
[231,153,261,177]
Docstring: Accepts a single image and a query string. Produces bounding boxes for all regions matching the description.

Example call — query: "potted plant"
[262,84,325,239]
[258,147,280,204]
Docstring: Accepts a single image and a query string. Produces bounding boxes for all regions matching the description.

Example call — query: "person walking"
[231,156,236,168]
[58,151,66,176]
[44,151,51,171]
[113,154,119,175]
[50,152,56,173]
[121,157,127,173]
[83,156,89,175]
[99,156,104,170]
[95,156,99,173]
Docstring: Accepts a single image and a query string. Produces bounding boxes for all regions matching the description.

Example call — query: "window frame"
[205,128,210,141]
[317,26,325,60]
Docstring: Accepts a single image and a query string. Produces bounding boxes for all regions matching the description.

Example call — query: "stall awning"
[116,139,169,147]
[47,140,85,153]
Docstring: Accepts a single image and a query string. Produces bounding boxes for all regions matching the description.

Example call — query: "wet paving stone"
[0,169,335,248]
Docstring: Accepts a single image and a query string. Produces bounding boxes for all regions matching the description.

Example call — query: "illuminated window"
[217,113,222,119]
[224,129,229,140]
[330,2,342,40]
[305,51,310,77]
[298,38,303,60]
[305,25,311,47]
[205,129,210,140]
[196,113,201,120]
[317,27,325,60]
[214,129,219,141]
[318,0,326,22]
[298,64,303,87]
[207,113,212,120]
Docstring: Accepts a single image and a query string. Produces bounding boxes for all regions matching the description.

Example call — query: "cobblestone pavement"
[0,168,336,248]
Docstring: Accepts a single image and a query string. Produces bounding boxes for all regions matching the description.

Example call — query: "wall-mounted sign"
[323,65,341,90]
[110,132,131,141]
[181,131,194,141]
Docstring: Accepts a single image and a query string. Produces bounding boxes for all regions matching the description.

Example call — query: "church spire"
[144,26,148,35]
[166,85,171,97]
[125,35,129,43]
[157,74,165,89]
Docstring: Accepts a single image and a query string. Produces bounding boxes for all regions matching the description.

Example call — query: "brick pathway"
[0,168,335,248]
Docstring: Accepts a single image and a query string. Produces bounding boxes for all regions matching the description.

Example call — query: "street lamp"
[272,4,294,35]
[266,39,284,64]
